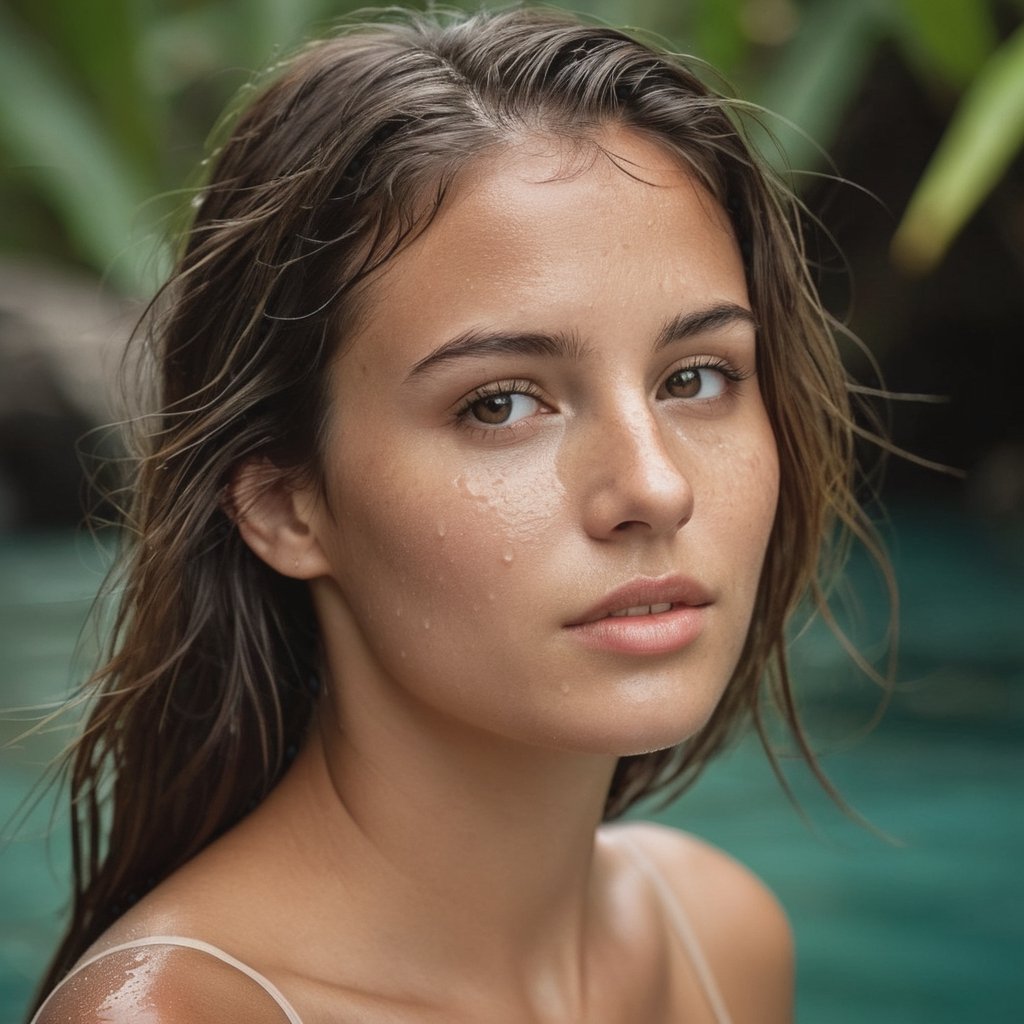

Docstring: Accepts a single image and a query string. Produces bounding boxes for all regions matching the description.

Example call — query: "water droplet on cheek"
[456,470,505,506]
[436,522,447,538]
[501,550,514,565]
[422,618,431,630]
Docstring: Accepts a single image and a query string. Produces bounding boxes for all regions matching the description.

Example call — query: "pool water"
[2,506,1021,1022]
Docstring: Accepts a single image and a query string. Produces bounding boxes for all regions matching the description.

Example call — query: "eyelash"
[454,379,546,436]
[660,356,752,397]
[453,357,753,434]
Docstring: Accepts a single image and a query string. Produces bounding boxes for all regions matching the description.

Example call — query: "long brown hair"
[35,6,887,1008]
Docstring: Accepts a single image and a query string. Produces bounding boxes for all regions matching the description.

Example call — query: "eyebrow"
[654,302,758,350]
[404,301,757,382]
[405,328,589,381]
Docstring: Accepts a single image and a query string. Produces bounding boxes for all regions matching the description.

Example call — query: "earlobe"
[226,459,331,580]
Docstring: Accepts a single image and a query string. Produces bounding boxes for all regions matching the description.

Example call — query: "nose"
[578,404,694,540]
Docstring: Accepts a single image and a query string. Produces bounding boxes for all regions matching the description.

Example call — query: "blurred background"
[1,0,1021,1021]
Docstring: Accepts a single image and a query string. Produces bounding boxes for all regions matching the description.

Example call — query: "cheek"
[736,437,780,587]
[448,453,567,554]
[329,442,567,623]
[737,433,780,538]
[698,419,780,570]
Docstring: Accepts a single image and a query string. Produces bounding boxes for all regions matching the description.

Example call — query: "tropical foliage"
[1,0,1021,293]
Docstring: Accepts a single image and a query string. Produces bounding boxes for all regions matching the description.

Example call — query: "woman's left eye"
[462,389,541,427]
[660,362,738,401]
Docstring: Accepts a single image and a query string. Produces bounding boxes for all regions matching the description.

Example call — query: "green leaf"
[892,21,1024,273]
[39,0,163,175]
[0,8,160,293]
[692,0,749,76]
[228,0,328,66]
[891,0,998,90]
[752,0,884,175]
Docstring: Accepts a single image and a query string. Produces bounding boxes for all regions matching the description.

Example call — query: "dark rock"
[0,261,139,530]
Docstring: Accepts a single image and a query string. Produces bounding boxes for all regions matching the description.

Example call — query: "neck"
[265,677,619,1010]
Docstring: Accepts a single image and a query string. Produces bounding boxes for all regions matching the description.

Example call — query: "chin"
[541,702,717,759]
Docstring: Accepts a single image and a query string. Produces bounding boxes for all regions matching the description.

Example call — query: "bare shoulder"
[32,943,294,1024]
[605,820,792,944]
[602,821,794,1023]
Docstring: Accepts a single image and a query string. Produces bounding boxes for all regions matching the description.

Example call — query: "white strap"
[31,935,304,1024]
[618,836,734,1024]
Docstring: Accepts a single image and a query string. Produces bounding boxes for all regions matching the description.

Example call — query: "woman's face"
[303,128,779,756]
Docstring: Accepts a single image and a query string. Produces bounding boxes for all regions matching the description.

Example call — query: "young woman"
[30,8,874,1023]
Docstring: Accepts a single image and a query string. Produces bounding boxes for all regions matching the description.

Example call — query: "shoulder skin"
[31,943,295,1024]
[608,820,795,1024]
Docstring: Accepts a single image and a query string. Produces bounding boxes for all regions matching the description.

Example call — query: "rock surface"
[0,260,140,529]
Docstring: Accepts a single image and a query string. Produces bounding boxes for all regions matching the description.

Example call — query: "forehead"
[339,127,746,372]
[402,127,735,275]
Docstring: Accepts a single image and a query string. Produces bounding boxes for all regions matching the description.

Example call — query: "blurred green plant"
[891,18,1024,272]
[0,0,1020,294]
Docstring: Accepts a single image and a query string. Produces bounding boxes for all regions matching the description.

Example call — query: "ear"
[226,458,332,580]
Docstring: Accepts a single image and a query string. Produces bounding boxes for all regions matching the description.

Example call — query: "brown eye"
[662,366,729,400]
[471,394,514,424]
[664,368,702,398]
[464,390,542,428]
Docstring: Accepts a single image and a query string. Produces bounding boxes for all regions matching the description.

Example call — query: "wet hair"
[35,5,886,1007]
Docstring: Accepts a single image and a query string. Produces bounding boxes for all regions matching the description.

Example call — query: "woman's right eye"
[458,387,543,428]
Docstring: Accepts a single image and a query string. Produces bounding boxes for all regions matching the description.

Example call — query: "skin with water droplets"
[84,128,792,1024]
[296,129,777,756]
[41,944,302,1022]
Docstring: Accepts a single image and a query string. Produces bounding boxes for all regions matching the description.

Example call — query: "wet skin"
[297,127,780,759]
[73,128,791,1024]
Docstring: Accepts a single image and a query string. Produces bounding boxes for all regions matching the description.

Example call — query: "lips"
[567,576,713,627]
[607,603,673,617]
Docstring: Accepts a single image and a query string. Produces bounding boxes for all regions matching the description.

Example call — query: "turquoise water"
[1,508,1021,1022]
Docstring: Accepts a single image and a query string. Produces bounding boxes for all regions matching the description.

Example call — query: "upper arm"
[32,946,295,1024]
[613,821,795,1024]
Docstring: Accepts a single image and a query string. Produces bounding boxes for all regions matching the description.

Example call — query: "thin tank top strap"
[31,935,304,1024]
[618,836,734,1024]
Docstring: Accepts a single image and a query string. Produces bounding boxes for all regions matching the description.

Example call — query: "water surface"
[2,508,1020,1022]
